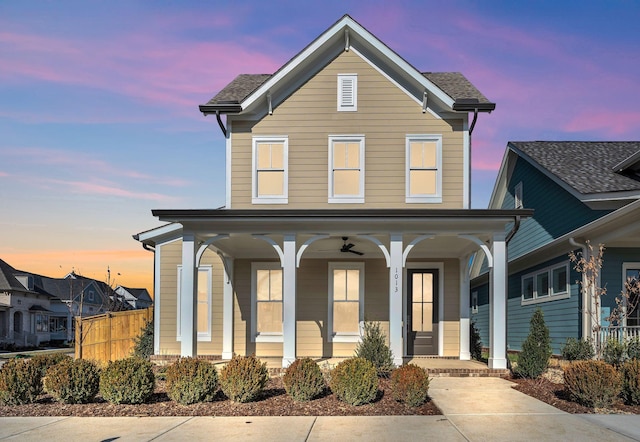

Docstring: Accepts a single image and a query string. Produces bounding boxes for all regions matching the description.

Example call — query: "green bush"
[391,364,430,407]
[220,355,269,403]
[0,358,43,405]
[626,337,640,360]
[563,360,621,408]
[470,321,483,361]
[620,359,640,405]
[561,338,594,361]
[30,353,73,377]
[166,358,218,405]
[354,322,394,377]
[133,320,154,360]
[603,338,626,367]
[329,357,378,406]
[514,309,552,379]
[44,359,100,404]
[99,357,155,404]
[283,358,325,402]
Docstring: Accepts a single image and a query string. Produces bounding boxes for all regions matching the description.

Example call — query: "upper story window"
[328,135,365,203]
[252,136,288,204]
[515,182,523,209]
[337,74,357,111]
[521,263,569,305]
[405,135,442,203]
[328,262,364,342]
[251,263,283,342]
[177,265,212,341]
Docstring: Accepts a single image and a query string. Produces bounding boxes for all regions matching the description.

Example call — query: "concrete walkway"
[1,377,639,441]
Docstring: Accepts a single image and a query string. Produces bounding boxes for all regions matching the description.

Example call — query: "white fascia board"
[240,16,454,112]
[135,223,182,244]
[487,146,517,209]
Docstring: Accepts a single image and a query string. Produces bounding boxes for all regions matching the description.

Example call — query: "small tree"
[470,321,483,361]
[354,322,394,377]
[514,308,552,379]
[133,320,154,359]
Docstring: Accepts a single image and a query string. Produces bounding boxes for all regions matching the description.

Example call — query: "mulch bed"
[511,377,640,414]
[0,377,441,417]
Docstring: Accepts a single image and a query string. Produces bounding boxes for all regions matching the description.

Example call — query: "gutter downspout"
[569,237,591,343]
[468,108,478,209]
[502,215,521,369]
[215,110,228,138]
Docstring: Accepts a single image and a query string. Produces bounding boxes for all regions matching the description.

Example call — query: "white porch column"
[180,232,198,357]
[489,233,507,369]
[459,255,471,360]
[282,234,297,367]
[389,233,404,366]
[222,258,234,360]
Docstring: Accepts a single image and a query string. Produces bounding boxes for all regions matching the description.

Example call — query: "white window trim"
[622,262,640,327]
[515,182,523,209]
[328,135,365,203]
[405,134,443,203]
[251,262,283,343]
[521,263,570,306]
[337,74,357,111]
[328,262,365,342]
[177,265,212,341]
[251,136,289,204]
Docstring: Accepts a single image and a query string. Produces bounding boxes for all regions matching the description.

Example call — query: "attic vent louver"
[338,74,357,112]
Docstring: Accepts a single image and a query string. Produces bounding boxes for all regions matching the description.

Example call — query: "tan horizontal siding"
[230,50,465,209]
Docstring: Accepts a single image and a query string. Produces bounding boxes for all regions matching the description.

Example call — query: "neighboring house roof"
[0,259,31,293]
[510,141,640,195]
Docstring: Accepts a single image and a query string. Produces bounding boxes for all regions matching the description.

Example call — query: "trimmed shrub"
[329,357,378,406]
[563,360,621,408]
[514,309,552,379]
[391,364,430,407]
[283,358,325,402]
[0,358,43,405]
[620,359,640,405]
[44,359,100,404]
[354,322,394,377]
[166,358,218,405]
[132,320,154,360]
[627,337,640,361]
[99,357,155,404]
[470,321,483,361]
[220,355,268,403]
[30,353,73,377]
[561,338,594,361]
[603,338,626,367]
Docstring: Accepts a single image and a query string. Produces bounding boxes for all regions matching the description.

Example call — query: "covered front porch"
[148,209,530,369]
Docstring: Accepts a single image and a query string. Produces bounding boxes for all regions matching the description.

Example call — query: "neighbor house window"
[623,263,640,327]
[337,74,357,111]
[177,265,212,341]
[328,262,364,342]
[34,313,49,333]
[252,136,288,204]
[515,182,523,209]
[521,263,569,305]
[251,263,283,342]
[86,290,95,302]
[405,135,442,203]
[328,136,364,203]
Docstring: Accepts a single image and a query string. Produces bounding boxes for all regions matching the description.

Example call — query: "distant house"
[0,259,54,347]
[115,286,153,310]
[135,15,528,370]
[471,141,640,354]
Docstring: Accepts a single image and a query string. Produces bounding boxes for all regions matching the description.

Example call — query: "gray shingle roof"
[510,141,640,195]
[0,259,28,292]
[422,72,491,104]
[202,74,271,106]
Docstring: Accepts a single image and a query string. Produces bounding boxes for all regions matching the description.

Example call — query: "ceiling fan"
[341,237,364,255]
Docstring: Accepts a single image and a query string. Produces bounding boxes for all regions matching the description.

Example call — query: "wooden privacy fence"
[75,307,153,362]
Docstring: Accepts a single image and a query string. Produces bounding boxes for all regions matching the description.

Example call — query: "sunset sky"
[1,1,639,294]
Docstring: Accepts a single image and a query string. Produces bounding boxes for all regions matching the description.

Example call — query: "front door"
[407,269,438,355]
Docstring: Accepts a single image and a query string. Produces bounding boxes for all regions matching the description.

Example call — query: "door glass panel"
[411,272,434,333]
[412,303,423,332]
[412,273,423,303]
[423,273,433,302]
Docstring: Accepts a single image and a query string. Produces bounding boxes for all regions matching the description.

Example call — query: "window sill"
[330,333,362,343]
[252,197,288,205]
[521,292,570,306]
[328,197,364,204]
[406,196,442,204]
[254,333,283,343]
[176,335,212,342]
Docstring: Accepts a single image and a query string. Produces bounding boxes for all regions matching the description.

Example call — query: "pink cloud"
[46,178,177,202]
[564,110,640,137]
[0,171,9,177]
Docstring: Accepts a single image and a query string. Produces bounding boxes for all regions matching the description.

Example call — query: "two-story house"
[135,15,530,369]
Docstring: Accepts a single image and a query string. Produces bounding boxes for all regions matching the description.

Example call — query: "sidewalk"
[0,378,639,441]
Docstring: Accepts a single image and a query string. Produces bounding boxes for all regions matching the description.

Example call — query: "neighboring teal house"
[470,141,640,354]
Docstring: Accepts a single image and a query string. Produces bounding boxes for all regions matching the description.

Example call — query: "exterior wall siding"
[600,247,640,314]
[230,50,465,210]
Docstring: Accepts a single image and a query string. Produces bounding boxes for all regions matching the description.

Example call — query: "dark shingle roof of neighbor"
[510,141,640,195]
[0,259,29,292]
[202,72,491,107]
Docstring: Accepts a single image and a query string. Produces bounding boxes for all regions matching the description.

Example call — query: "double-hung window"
[623,263,640,327]
[328,262,364,342]
[252,137,288,204]
[406,135,442,203]
[328,136,364,203]
[177,265,212,341]
[251,263,283,342]
[521,263,569,305]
